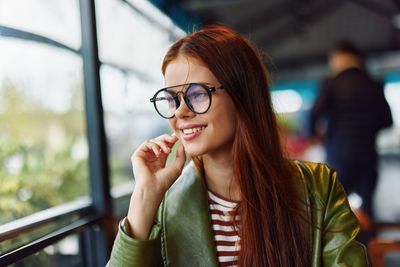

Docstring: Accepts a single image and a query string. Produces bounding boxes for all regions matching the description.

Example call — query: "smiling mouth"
[181,126,207,135]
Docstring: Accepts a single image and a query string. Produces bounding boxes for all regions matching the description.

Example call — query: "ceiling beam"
[350,0,398,18]
[182,0,246,12]
[273,45,398,73]
[234,0,294,32]
[255,0,345,50]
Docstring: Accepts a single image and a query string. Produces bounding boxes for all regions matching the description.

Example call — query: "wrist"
[132,182,165,206]
[125,186,164,240]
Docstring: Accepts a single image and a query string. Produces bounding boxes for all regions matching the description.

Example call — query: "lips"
[182,126,206,135]
[179,124,207,141]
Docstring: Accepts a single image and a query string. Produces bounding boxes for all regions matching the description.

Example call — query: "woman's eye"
[196,93,206,98]
[191,92,207,101]
[157,97,173,103]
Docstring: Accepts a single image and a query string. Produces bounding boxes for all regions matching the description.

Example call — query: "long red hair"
[162,26,310,266]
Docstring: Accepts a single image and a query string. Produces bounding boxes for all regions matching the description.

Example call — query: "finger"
[134,134,178,160]
[166,133,178,143]
[137,139,160,158]
[155,134,179,147]
[148,138,171,154]
[137,140,152,152]
[158,144,186,189]
[147,141,162,157]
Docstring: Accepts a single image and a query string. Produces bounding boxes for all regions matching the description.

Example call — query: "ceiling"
[150,0,400,78]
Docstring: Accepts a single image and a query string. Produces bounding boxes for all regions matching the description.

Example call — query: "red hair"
[162,26,310,266]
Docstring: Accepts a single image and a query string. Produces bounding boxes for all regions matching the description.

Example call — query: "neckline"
[207,188,240,205]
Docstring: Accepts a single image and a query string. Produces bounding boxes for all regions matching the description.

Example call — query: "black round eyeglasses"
[150,83,223,119]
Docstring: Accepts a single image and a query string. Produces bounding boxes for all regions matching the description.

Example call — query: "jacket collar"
[161,162,219,266]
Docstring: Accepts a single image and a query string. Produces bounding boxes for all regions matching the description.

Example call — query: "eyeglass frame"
[149,83,224,119]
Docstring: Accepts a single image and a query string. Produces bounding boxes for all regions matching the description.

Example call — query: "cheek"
[217,107,237,137]
[225,117,237,138]
[223,101,237,129]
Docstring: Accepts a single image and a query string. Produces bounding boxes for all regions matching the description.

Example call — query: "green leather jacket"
[108,161,369,266]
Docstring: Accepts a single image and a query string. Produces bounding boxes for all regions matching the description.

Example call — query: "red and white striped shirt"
[208,190,240,267]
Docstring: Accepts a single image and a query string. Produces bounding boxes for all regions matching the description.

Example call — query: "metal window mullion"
[79,0,112,266]
[0,25,79,54]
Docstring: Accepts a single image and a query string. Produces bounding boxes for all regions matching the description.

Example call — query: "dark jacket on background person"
[107,161,369,267]
[309,68,392,216]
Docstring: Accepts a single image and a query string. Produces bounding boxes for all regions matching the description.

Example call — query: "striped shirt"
[208,190,240,267]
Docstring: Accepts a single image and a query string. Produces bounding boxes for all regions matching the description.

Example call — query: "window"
[0,0,81,49]
[0,0,184,265]
[95,0,184,188]
[0,0,88,225]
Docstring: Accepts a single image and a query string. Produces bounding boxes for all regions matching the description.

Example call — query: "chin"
[186,150,204,158]
[182,145,206,158]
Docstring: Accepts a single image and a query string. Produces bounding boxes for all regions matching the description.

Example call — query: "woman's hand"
[132,134,186,197]
[126,134,186,240]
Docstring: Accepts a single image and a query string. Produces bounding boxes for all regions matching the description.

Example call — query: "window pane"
[100,65,167,187]
[96,0,173,80]
[0,38,89,224]
[0,0,81,50]
[96,0,180,191]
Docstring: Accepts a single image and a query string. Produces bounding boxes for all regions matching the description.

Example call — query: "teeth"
[182,126,206,135]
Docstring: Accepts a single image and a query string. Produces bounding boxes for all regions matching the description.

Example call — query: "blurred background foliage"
[0,80,89,225]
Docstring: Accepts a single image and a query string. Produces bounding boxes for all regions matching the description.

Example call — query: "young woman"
[108,26,368,267]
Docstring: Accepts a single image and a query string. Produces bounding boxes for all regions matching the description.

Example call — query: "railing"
[0,198,92,243]
[0,198,101,266]
[0,181,135,266]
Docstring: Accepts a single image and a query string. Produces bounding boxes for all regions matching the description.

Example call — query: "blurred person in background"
[309,42,393,220]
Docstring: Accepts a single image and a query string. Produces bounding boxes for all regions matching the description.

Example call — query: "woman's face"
[164,55,237,158]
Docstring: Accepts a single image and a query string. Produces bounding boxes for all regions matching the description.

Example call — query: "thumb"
[173,144,186,172]
[159,144,186,189]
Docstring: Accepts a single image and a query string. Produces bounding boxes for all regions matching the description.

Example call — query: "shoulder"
[291,160,335,186]
[292,161,369,266]
[318,78,334,93]
[291,160,339,205]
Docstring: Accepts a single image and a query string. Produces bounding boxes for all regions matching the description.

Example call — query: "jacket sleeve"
[322,169,369,267]
[107,218,163,267]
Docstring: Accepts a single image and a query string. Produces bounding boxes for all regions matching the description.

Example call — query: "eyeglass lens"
[154,84,211,118]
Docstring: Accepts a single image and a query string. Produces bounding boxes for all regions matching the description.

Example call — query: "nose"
[174,93,195,119]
